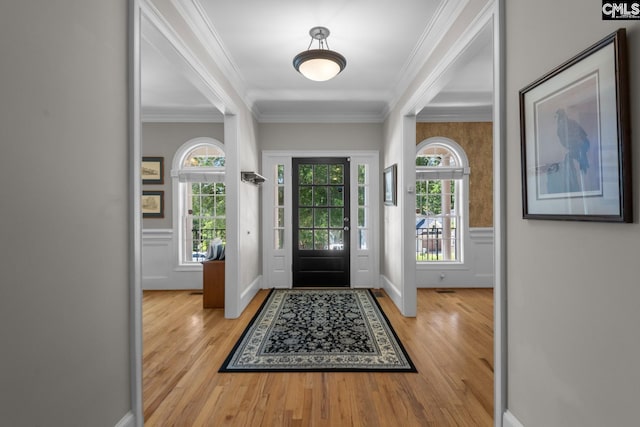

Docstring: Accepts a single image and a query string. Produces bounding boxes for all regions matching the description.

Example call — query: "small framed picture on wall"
[383,164,397,206]
[142,157,164,185]
[142,191,164,218]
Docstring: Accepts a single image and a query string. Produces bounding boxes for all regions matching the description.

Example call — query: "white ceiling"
[141,0,493,123]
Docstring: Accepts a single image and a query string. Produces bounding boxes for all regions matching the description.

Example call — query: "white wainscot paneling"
[142,230,172,280]
[142,229,202,290]
[352,253,379,288]
[416,227,494,288]
[270,255,289,288]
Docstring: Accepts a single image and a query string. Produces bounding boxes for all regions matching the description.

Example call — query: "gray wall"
[0,1,131,426]
[506,3,640,426]
[259,123,383,152]
[142,122,224,229]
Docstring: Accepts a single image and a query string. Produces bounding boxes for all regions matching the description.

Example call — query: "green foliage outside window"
[416,155,441,167]
[190,156,225,167]
[192,182,226,253]
[416,155,456,215]
[297,163,345,250]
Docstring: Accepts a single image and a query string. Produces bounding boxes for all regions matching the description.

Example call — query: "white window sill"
[174,263,203,272]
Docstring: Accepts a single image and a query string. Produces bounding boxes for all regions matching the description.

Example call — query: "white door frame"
[262,150,380,290]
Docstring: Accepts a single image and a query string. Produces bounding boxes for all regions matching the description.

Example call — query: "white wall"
[142,229,202,290]
[259,123,383,152]
[236,114,262,307]
[381,114,409,310]
[416,228,494,287]
[0,1,132,426]
[506,3,640,426]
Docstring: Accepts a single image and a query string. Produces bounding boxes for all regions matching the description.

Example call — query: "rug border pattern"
[219,288,417,373]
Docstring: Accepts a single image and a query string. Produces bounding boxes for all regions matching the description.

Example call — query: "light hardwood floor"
[143,288,493,426]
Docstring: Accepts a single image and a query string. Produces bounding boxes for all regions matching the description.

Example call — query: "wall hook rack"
[241,171,266,185]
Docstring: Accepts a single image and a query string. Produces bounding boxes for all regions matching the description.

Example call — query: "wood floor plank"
[143,288,493,426]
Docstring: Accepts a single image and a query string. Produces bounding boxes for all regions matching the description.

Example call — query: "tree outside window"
[416,142,465,262]
[177,143,226,263]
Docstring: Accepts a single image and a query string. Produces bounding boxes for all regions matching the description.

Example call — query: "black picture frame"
[519,28,631,222]
[383,164,397,206]
[142,190,164,218]
[142,156,164,185]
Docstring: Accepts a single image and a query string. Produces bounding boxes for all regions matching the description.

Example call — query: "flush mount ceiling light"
[293,26,346,82]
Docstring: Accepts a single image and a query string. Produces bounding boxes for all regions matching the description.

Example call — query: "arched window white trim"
[172,137,226,182]
[416,137,470,178]
[171,137,226,268]
[415,137,470,263]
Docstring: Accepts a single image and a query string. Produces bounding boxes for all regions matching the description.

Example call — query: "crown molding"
[395,0,496,118]
[141,106,224,123]
[256,111,386,124]
[146,0,493,125]
[250,96,389,123]
[386,0,471,118]
[141,0,238,114]
[171,0,254,115]
[416,105,492,122]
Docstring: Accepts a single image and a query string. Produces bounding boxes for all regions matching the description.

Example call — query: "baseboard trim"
[114,411,135,427]
[418,283,493,289]
[237,275,261,316]
[380,274,402,309]
[503,410,525,427]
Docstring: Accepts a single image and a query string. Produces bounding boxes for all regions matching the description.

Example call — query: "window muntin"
[296,162,345,251]
[274,164,285,250]
[188,182,226,262]
[416,143,465,262]
[177,142,225,264]
[182,145,225,167]
[357,164,369,250]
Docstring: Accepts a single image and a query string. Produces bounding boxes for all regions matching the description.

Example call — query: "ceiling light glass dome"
[293,27,346,82]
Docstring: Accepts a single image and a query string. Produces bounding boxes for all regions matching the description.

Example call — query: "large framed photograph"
[383,164,397,206]
[520,28,631,222]
[142,191,164,218]
[142,157,164,185]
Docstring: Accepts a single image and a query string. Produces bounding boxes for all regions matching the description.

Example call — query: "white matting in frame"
[520,29,631,222]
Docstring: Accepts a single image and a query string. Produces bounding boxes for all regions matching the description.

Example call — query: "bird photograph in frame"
[519,28,631,222]
[535,73,601,198]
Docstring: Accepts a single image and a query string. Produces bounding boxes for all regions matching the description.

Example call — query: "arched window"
[172,138,225,265]
[415,138,469,263]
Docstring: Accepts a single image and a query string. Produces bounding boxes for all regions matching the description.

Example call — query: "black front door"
[292,157,350,287]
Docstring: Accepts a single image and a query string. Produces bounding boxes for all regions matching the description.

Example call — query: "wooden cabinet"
[202,260,224,309]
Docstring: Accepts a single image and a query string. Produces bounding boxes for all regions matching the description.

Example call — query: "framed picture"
[142,191,164,218]
[520,28,631,222]
[142,157,164,185]
[383,164,397,206]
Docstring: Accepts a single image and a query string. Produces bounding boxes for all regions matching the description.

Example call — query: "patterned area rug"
[219,289,416,372]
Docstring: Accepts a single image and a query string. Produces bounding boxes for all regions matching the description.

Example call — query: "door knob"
[343,226,350,231]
